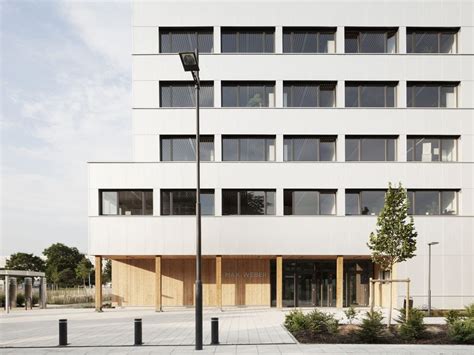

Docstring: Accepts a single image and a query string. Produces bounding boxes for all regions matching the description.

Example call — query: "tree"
[103,259,112,284]
[5,253,45,272]
[75,257,93,287]
[43,243,84,288]
[367,182,417,327]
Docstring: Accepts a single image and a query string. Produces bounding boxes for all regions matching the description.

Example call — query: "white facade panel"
[133,26,159,54]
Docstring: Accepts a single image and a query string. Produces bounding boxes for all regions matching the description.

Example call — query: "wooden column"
[216,256,222,309]
[155,256,162,311]
[276,256,283,308]
[95,256,102,312]
[336,256,344,308]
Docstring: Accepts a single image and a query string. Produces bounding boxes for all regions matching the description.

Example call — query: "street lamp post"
[428,241,439,316]
[179,50,203,351]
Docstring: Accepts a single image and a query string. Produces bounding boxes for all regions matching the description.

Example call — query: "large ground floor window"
[343,260,372,307]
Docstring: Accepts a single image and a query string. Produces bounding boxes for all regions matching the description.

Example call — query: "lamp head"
[428,242,440,246]
[179,52,199,72]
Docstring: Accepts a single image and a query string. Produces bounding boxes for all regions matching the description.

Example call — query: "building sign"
[224,272,267,279]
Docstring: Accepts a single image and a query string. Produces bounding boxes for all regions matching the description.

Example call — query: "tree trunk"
[388,266,393,327]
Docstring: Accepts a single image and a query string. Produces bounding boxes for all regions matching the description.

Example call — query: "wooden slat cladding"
[112,257,270,307]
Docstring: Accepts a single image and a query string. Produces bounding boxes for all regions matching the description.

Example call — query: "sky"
[1,0,132,257]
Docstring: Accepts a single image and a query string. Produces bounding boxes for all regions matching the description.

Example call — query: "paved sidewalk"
[0,307,294,348]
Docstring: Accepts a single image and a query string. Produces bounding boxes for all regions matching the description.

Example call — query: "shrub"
[307,309,339,334]
[356,310,386,343]
[446,310,461,326]
[16,293,25,307]
[284,309,309,333]
[344,306,359,324]
[447,303,474,344]
[448,318,474,344]
[32,294,39,306]
[397,308,426,340]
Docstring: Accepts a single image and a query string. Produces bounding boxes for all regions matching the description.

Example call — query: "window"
[346,136,397,161]
[408,190,458,215]
[346,190,386,216]
[160,81,214,107]
[222,136,275,161]
[222,81,275,107]
[345,82,397,107]
[284,190,336,215]
[100,190,153,216]
[161,136,214,161]
[283,82,336,107]
[345,28,397,53]
[283,28,336,53]
[161,189,214,216]
[221,27,274,53]
[159,27,213,53]
[407,82,458,108]
[222,189,275,215]
[407,136,458,162]
[407,28,458,54]
[284,136,336,161]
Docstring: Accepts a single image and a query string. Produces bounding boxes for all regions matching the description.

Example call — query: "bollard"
[134,318,143,345]
[59,319,68,346]
[211,317,219,345]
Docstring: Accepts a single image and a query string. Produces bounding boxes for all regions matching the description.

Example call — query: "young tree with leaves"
[75,257,93,287]
[367,182,417,327]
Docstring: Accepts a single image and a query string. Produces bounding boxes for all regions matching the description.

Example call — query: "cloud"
[1,1,132,256]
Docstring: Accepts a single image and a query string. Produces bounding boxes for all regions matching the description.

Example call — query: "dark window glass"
[160,136,214,161]
[407,83,458,108]
[283,136,336,161]
[284,190,336,215]
[346,137,397,161]
[222,82,275,107]
[408,190,458,215]
[222,190,276,215]
[160,82,213,107]
[160,28,213,53]
[283,28,335,53]
[221,28,274,53]
[345,83,397,107]
[407,28,458,54]
[222,136,275,161]
[407,137,458,162]
[283,82,336,107]
[161,189,214,216]
[345,190,386,215]
[345,28,397,53]
[100,190,153,216]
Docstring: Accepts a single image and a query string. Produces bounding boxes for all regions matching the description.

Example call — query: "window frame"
[160,135,214,161]
[406,136,459,162]
[159,81,214,108]
[344,27,398,53]
[345,82,397,108]
[282,27,336,53]
[407,82,459,108]
[345,189,387,216]
[284,189,337,215]
[159,27,214,53]
[222,135,276,161]
[345,136,398,162]
[221,81,275,107]
[408,189,459,215]
[406,27,459,54]
[221,27,275,53]
[283,81,336,107]
[160,189,215,216]
[99,189,153,216]
[222,189,276,215]
[283,135,337,161]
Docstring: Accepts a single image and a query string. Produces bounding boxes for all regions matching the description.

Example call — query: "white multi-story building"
[88,0,473,310]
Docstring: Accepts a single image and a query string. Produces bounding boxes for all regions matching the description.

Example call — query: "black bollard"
[134,318,143,345]
[211,317,219,345]
[59,319,68,346]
